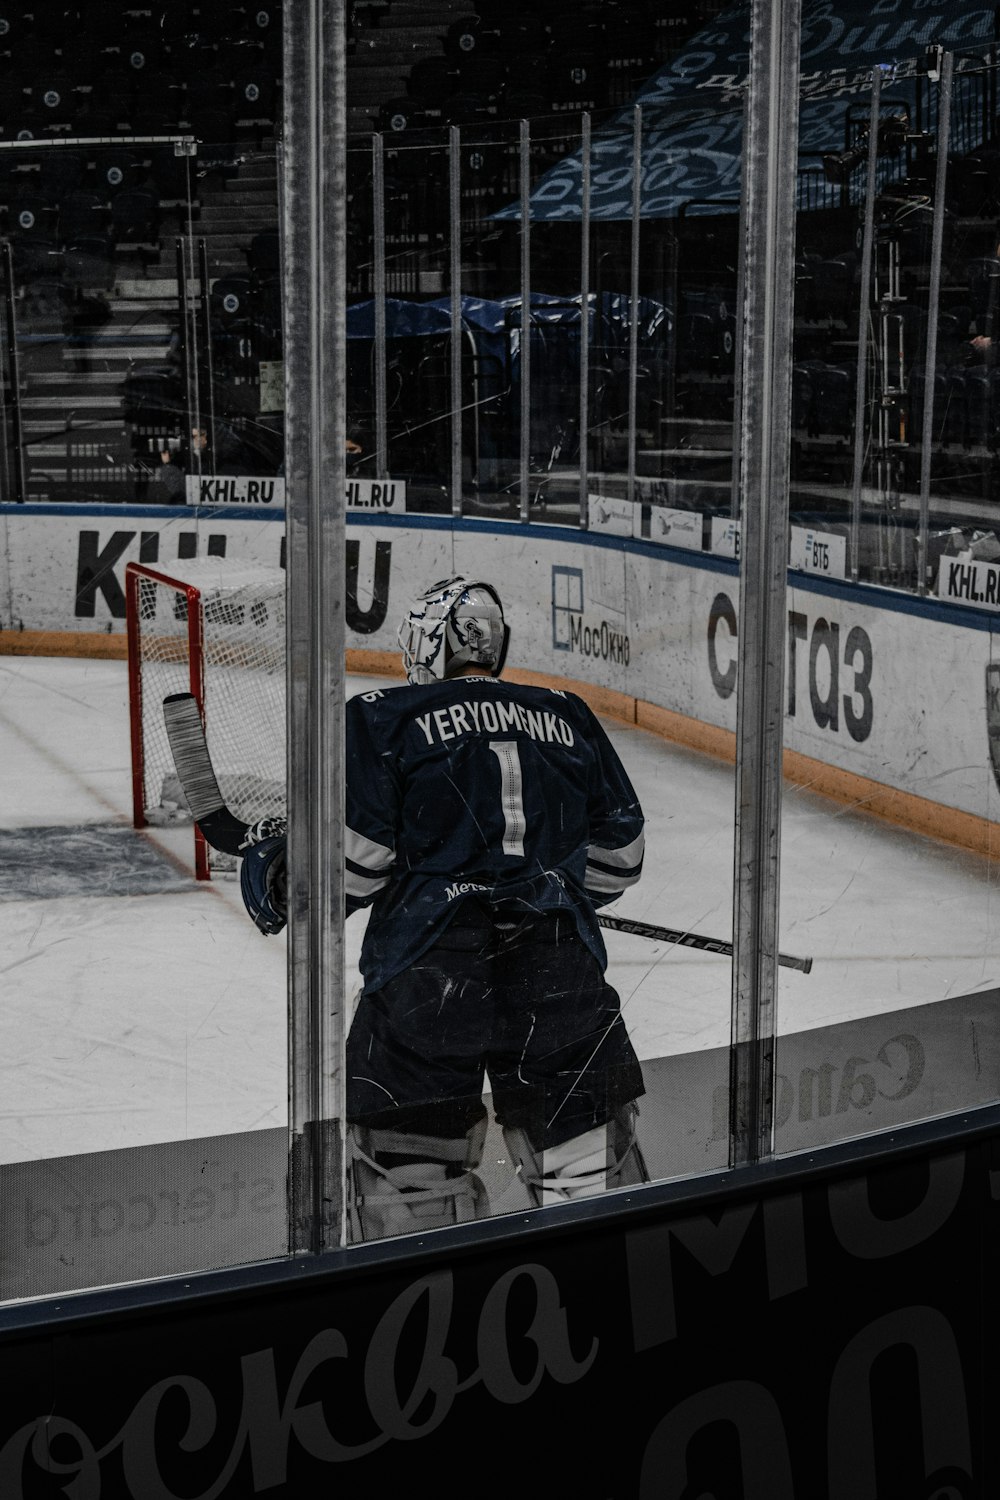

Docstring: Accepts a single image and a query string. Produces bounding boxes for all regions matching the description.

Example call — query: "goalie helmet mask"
[398,576,510,685]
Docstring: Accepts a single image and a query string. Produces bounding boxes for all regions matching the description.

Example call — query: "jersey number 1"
[488,739,526,856]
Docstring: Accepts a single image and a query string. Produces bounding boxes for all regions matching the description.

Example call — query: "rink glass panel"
[0,138,283,507]
[340,98,743,1237]
[773,57,1000,1158]
[25,36,1000,1280]
[0,135,291,1301]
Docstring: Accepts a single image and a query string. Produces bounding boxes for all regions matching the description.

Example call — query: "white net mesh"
[130,559,286,862]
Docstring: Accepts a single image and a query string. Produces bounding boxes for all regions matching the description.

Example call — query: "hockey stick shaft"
[598,913,813,974]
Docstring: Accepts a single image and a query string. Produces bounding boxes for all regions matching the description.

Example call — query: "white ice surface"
[2,654,999,1165]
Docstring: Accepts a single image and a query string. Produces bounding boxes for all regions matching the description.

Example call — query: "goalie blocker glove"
[239,820,288,936]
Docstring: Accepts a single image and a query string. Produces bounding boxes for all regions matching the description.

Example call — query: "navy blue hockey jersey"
[345,675,645,993]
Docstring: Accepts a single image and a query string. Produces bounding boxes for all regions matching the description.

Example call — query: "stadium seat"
[0,73,30,131]
[124,61,187,113]
[7,231,62,282]
[231,64,278,123]
[15,274,72,330]
[7,186,58,241]
[73,101,128,136]
[246,229,280,279]
[63,234,115,291]
[247,271,282,359]
[36,150,87,199]
[442,89,494,128]
[211,272,254,329]
[792,359,855,438]
[456,52,506,102]
[545,5,603,54]
[806,251,857,323]
[459,136,505,198]
[676,288,735,373]
[960,364,997,448]
[907,365,952,446]
[124,95,186,136]
[243,4,281,48]
[92,149,147,200]
[154,3,201,45]
[209,328,256,381]
[491,11,548,57]
[377,95,424,134]
[546,48,607,112]
[502,51,548,96]
[29,70,82,129]
[110,187,161,246]
[948,149,1000,218]
[148,150,194,205]
[0,7,35,49]
[185,67,236,125]
[498,87,549,122]
[445,16,500,64]
[966,256,1000,329]
[406,56,456,111]
[58,190,108,243]
[937,302,973,348]
[122,366,185,429]
[186,107,239,152]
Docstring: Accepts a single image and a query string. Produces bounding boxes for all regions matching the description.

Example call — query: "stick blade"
[162,693,249,856]
[162,693,225,822]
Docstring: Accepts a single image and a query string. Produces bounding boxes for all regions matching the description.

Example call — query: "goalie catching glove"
[239,817,288,936]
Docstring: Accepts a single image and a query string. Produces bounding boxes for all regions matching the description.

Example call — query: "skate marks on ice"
[0,823,193,903]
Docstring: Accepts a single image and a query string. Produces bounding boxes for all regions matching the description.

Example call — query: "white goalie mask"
[398,576,510,685]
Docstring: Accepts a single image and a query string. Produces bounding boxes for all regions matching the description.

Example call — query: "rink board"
[2,1104,998,1496]
[3,983,997,1300]
[1,504,999,838]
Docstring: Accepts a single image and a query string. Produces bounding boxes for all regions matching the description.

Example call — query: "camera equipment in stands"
[821,111,911,186]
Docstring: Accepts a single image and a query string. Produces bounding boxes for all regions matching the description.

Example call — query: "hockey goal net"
[126,558,286,879]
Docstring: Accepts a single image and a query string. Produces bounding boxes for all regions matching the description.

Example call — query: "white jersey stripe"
[585,864,641,894]
[346,823,395,871]
[587,829,645,870]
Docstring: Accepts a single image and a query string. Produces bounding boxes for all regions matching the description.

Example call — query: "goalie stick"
[598,913,812,975]
[163,691,814,973]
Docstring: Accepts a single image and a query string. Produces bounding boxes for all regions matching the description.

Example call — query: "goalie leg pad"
[503,1104,647,1207]
[347,1118,489,1241]
[239,834,287,935]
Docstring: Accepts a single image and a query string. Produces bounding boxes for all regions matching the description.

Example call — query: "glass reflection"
[776,50,1000,1156]
[0,105,288,1297]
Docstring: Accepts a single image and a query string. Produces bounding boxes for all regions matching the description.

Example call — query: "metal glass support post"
[917,52,954,596]
[579,113,591,528]
[730,0,802,1167]
[175,236,202,478]
[519,117,531,524]
[283,0,348,1254]
[449,125,463,517]
[627,105,642,508]
[373,133,388,481]
[849,69,883,582]
[1,241,25,503]
[197,238,217,472]
[729,87,752,519]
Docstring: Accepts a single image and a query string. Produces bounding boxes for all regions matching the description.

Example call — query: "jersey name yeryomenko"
[346,676,645,993]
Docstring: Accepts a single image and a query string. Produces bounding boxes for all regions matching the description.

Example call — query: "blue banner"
[494,0,996,221]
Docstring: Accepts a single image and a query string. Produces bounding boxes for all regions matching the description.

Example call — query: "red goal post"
[125,558,287,880]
